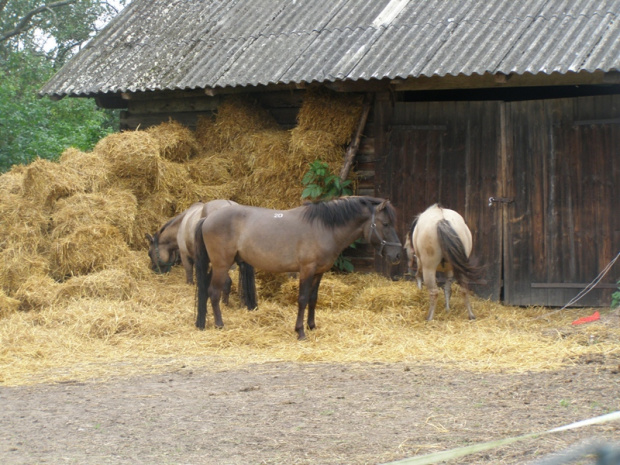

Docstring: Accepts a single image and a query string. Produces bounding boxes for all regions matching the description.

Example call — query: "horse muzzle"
[387,252,402,265]
[377,240,402,265]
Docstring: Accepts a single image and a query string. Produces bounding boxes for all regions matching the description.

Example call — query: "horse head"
[367,199,402,265]
[145,232,178,274]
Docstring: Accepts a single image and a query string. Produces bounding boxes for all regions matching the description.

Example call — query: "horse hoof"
[195,323,206,330]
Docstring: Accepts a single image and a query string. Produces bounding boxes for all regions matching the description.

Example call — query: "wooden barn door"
[374,93,619,307]
[503,96,620,306]
[375,98,502,300]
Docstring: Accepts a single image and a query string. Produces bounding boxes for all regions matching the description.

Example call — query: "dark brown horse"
[404,204,483,321]
[146,199,256,309]
[194,196,402,339]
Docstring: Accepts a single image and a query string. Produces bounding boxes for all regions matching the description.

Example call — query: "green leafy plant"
[612,280,620,309]
[301,160,352,200]
[301,160,355,272]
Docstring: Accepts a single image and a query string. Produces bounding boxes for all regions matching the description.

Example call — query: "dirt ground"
[1,358,619,465]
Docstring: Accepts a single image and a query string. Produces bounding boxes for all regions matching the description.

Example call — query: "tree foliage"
[0,1,126,172]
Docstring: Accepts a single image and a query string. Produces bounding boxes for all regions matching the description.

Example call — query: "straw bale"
[22,158,88,209]
[51,189,138,243]
[0,288,20,318]
[115,251,153,281]
[195,115,227,153]
[0,164,26,195]
[237,130,291,170]
[215,96,279,148]
[131,192,178,250]
[156,159,213,212]
[0,247,51,295]
[187,153,234,186]
[51,223,131,279]
[191,181,241,205]
[0,194,50,250]
[94,131,162,198]
[146,120,198,162]
[56,268,138,302]
[58,147,111,192]
[255,272,293,301]
[296,89,363,145]
[13,275,61,311]
[289,128,344,169]
[226,147,258,179]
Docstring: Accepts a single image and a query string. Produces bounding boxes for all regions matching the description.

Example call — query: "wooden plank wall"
[373,95,502,300]
[120,90,304,130]
[504,96,620,306]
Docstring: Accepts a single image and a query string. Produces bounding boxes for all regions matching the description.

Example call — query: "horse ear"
[145,233,154,244]
[377,199,389,211]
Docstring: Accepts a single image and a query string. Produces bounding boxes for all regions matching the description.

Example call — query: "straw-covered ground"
[1,89,619,464]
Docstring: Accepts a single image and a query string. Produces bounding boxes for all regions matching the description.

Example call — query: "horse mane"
[302,196,395,229]
[157,211,185,234]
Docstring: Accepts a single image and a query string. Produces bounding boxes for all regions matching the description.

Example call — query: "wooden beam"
[531,283,617,289]
[340,93,373,181]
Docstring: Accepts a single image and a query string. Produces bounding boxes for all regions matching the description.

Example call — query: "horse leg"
[423,266,439,321]
[462,287,476,320]
[209,269,229,328]
[222,275,232,306]
[295,274,315,340]
[180,253,194,284]
[307,274,323,331]
[444,270,454,312]
[415,256,423,290]
[238,261,257,311]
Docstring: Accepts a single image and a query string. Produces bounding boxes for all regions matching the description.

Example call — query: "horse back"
[412,204,472,263]
[201,204,327,273]
[179,200,240,260]
[177,203,206,258]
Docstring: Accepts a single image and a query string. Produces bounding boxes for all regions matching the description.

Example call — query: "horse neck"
[332,209,371,248]
[159,215,183,245]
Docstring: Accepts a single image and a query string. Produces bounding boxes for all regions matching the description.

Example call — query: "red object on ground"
[571,311,600,325]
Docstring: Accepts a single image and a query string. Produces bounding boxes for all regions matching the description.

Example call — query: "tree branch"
[0,0,77,43]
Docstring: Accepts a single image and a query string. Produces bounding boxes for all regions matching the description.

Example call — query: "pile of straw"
[1,89,618,387]
[0,88,361,321]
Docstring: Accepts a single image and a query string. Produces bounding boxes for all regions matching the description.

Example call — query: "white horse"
[404,204,482,321]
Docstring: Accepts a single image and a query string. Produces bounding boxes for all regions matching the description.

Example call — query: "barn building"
[40,0,620,307]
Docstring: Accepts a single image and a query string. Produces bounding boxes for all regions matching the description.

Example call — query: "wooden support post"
[339,93,373,181]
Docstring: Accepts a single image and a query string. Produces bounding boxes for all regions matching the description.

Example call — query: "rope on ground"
[535,251,620,321]
[382,411,620,465]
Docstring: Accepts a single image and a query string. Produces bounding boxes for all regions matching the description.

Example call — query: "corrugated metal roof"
[40,0,620,97]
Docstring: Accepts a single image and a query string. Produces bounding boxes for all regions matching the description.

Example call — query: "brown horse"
[146,200,257,309]
[404,204,482,321]
[194,196,402,339]
[146,200,237,283]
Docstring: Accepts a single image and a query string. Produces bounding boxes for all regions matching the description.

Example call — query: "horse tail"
[238,261,258,310]
[436,219,483,286]
[404,217,418,275]
[194,217,211,329]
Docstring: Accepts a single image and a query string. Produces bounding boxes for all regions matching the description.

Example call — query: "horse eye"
[383,222,389,227]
